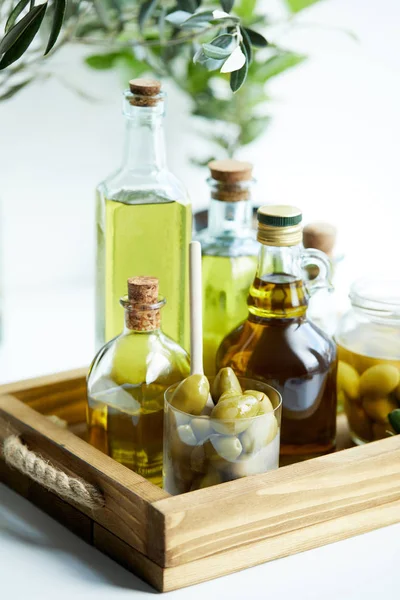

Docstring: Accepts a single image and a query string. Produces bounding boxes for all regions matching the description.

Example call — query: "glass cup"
[163,377,282,495]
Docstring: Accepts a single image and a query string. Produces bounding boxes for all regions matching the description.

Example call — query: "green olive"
[210,393,259,434]
[177,424,197,446]
[337,361,360,403]
[208,434,242,462]
[169,374,210,415]
[211,367,242,403]
[240,413,278,454]
[243,390,274,414]
[337,390,346,413]
[362,396,398,425]
[190,417,213,442]
[359,364,399,398]
[344,397,372,441]
[229,435,280,478]
[219,389,241,402]
[192,467,222,490]
[190,444,207,473]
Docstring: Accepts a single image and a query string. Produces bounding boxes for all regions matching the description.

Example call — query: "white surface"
[1,481,399,599]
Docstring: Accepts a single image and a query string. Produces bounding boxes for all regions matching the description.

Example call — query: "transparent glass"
[217,242,337,464]
[163,377,282,495]
[335,277,400,444]
[96,90,192,351]
[195,180,258,376]
[87,297,190,486]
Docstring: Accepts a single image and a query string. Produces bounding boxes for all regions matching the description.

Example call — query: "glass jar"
[335,277,400,444]
[163,377,282,495]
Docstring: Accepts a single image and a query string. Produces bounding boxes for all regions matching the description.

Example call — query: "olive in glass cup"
[163,377,282,494]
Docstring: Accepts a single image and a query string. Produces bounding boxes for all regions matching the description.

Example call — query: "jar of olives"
[163,375,282,494]
[335,277,400,444]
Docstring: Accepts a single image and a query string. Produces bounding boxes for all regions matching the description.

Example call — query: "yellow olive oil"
[96,191,191,348]
[202,254,257,375]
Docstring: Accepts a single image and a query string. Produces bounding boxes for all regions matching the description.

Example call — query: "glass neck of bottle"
[122,298,164,333]
[208,199,253,237]
[248,243,308,320]
[121,101,166,173]
[256,243,304,279]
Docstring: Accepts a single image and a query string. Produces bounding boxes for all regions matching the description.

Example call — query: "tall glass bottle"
[195,160,258,375]
[96,78,191,349]
[87,276,190,486]
[217,205,337,463]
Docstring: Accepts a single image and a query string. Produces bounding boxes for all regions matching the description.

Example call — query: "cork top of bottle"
[208,159,253,183]
[303,222,337,257]
[127,276,159,304]
[128,78,163,107]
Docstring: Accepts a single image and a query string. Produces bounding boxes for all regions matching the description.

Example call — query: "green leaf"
[45,0,66,55]
[202,42,232,60]
[234,0,256,20]
[244,27,268,48]
[138,0,158,31]
[93,0,113,29]
[389,409,400,434]
[240,26,252,64]
[0,3,46,69]
[239,115,270,145]
[85,52,121,69]
[195,50,225,71]
[256,51,306,81]
[165,10,192,26]
[181,10,213,28]
[177,0,198,13]
[0,75,34,100]
[230,43,248,92]
[220,0,234,11]
[285,0,323,13]
[5,0,31,33]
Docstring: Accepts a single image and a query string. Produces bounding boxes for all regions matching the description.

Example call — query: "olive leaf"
[181,10,214,28]
[165,10,192,26]
[229,43,248,92]
[221,44,246,73]
[220,0,234,11]
[5,0,31,33]
[285,0,321,13]
[45,0,66,55]
[388,409,400,434]
[202,42,231,59]
[202,33,236,60]
[0,3,46,70]
[243,27,268,48]
[240,26,252,64]
[138,0,158,31]
[177,0,198,13]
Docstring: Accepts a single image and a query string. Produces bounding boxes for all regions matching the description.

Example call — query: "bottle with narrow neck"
[217,205,337,463]
[87,276,190,486]
[196,159,259,376]
[95,78,191,351]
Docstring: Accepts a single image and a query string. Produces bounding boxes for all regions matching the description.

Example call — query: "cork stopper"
[128,78,162,107]
[125,276,161,331]
[303,222,337,258]
[208,159,253,202]
[208,159,253,183]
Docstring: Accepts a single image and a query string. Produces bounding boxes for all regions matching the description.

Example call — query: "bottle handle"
[301,248,334,297]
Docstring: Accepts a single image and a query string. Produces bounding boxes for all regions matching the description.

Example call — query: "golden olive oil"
[96,191,191,348]
[202,254,257,375]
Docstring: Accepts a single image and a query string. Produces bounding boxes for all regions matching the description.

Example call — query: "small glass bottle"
[195,159,259,375]
[87,276,190,486]
[335,277,400,443]
[217,205,337,463]
[96,78,192,350]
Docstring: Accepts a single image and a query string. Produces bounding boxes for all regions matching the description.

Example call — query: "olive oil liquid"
[202,254,257,376]
[217,274,337,463]
[87,333,190,487]
[96,191,191,348]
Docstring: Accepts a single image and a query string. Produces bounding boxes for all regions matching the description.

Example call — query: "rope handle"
[2,435,104,510]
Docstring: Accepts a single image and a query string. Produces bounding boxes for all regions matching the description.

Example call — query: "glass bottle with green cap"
[195,159,259,376]
[217,205,337,463]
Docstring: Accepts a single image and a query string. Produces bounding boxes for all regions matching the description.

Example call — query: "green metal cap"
[257,205,302,227]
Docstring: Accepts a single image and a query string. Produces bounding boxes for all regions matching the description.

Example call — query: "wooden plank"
[0,368,87,405]
[160,499,400,592]
[0,394,169,562]
[93,524,165,592]
[151,433,400,567]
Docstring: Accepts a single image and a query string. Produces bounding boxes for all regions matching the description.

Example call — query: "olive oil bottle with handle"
[96,78,191,349]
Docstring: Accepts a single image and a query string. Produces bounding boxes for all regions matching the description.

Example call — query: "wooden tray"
[1,369,399,592]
